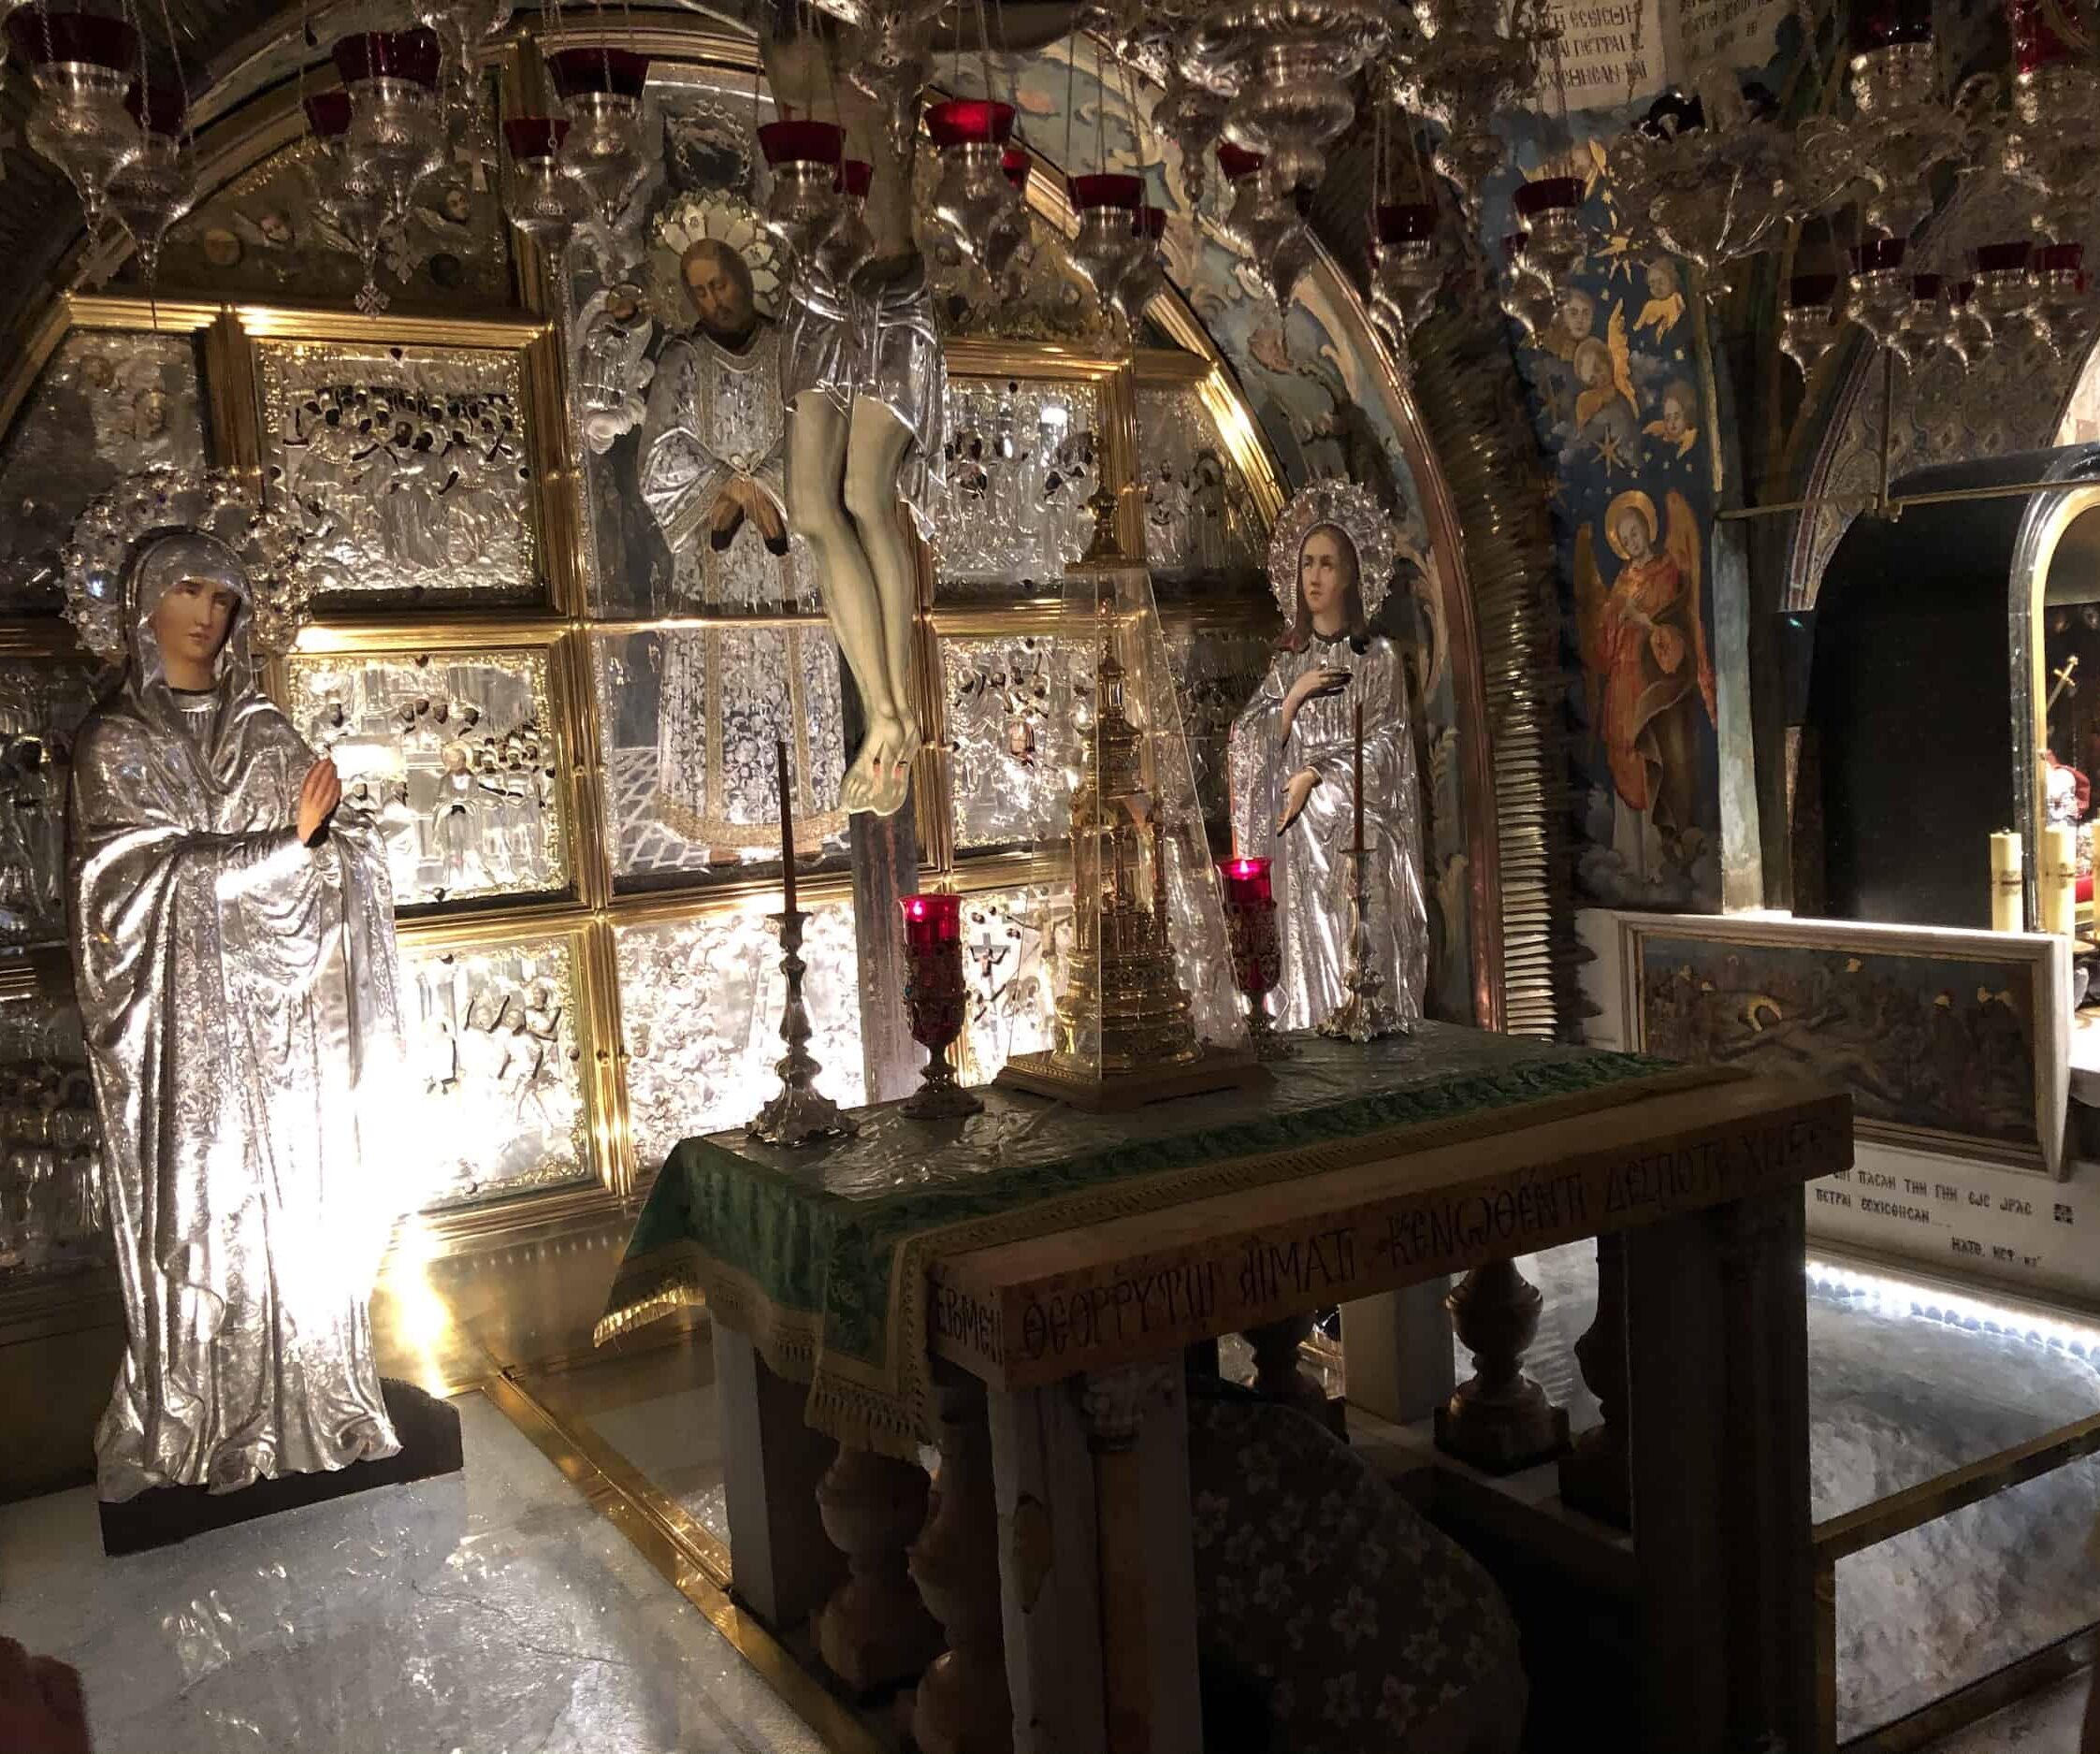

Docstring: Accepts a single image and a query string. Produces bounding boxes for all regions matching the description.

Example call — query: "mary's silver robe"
[1228,633,1430,1032]
[67,537,412,1500]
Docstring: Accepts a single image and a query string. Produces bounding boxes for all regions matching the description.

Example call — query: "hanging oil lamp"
[5,10,142,231]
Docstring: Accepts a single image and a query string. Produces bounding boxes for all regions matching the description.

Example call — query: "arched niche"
[1803,447,2100,930]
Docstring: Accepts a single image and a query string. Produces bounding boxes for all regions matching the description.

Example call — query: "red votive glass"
[1218,858,1288,1060]
[902,891,963,955]
[1221,857,1274,909]
[898,893,979,1119]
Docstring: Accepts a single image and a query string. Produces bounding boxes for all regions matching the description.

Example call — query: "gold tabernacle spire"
[995,487,1265,1110]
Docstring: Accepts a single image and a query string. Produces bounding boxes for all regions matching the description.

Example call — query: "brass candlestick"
[749,906,860,1147]
[1316,843,1406,1043]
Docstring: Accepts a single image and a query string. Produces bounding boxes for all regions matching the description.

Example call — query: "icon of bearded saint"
[636,235,791,583]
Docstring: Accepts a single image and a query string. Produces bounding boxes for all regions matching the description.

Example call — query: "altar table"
[597,1024,1850,1754]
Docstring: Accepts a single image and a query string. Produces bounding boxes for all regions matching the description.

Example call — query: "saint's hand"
[1276,766,1322,836]
[1280,665,1352,738]
[297,759,341,844]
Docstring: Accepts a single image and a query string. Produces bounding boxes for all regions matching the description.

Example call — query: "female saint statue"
[64,474,413,1501]
[1228,480,1429,1031]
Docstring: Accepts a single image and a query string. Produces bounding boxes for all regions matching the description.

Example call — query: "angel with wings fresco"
[1575,489,1716,879]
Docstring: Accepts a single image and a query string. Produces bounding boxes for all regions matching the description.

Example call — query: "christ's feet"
[843,714,920,818]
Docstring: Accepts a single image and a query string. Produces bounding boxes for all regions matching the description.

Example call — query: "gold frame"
[231,303,577,616]
[392,912,609,1208]
[280,631,578,912]
[916,345,1282,872]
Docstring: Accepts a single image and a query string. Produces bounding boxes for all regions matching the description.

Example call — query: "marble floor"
[1920,1669,2090,1751]
[7,1256,2096,1753]
[0,1391,826,1754]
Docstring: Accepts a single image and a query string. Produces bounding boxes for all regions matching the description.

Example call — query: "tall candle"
[1990,831,2024,934]
[775,738,798,915]
[2042,824,2076,937]
[1352,698,1365,860]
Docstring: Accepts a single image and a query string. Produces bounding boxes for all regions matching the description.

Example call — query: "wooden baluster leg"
[1558,1233,1631,1527]
[812,1443,942,1692]
[714,1326,847,1632]
[910,1368,1013,1754]
[1434,1256,1570,1473]
[1625,1195,1814,1754]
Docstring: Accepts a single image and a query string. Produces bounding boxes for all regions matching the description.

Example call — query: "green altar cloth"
[595,1024,1732,1456]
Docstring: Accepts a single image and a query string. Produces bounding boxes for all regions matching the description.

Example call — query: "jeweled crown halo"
[1267,477,1398,620]
[63,467,326,665]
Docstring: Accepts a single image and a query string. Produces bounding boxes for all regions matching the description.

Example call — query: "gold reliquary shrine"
[994,494,1262,1110]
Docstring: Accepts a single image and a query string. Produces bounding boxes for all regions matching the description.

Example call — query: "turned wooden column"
[813,1444,941,1692]
[1434,1256,1570,1473]
[910,1369,1012,1754]
[1559,1232,1631,1527]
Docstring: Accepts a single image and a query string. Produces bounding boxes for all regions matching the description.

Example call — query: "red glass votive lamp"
[1219,858,1289,1060]
[899,894,982,1119]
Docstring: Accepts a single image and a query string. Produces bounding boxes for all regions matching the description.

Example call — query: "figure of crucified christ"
[763,17,945,818]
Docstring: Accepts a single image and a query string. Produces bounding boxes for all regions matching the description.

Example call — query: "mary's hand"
[1276,766,1321,836]
[297,759,341,845]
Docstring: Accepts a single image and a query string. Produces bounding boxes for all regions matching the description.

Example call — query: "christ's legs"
[841,396,920,816]
[788,390,897,814]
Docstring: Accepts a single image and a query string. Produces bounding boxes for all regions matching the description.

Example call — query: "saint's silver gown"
[67,534,410,1500]
[1228,632,1430,1032]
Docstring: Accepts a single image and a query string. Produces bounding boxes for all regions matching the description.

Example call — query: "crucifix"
[2049,653,2080,713]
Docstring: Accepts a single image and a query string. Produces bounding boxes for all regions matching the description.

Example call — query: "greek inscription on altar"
[1016,1260,1223,1362]
[932,1285,1003,1366]
[1374,1170,1590,1269]
[1238,1226,1356,1303]
[946,1094,1849,1384]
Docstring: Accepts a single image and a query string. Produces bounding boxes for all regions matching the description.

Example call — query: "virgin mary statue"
[65,473,413,1501]
[1228,480,1429,1032]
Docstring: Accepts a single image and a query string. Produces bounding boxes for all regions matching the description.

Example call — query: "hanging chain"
[1064,24,1079,173]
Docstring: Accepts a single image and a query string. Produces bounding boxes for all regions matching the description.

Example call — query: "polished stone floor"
[13,1254,2090,1752]
[0,1391,824,1754]
[1920,1670,2090,1750]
